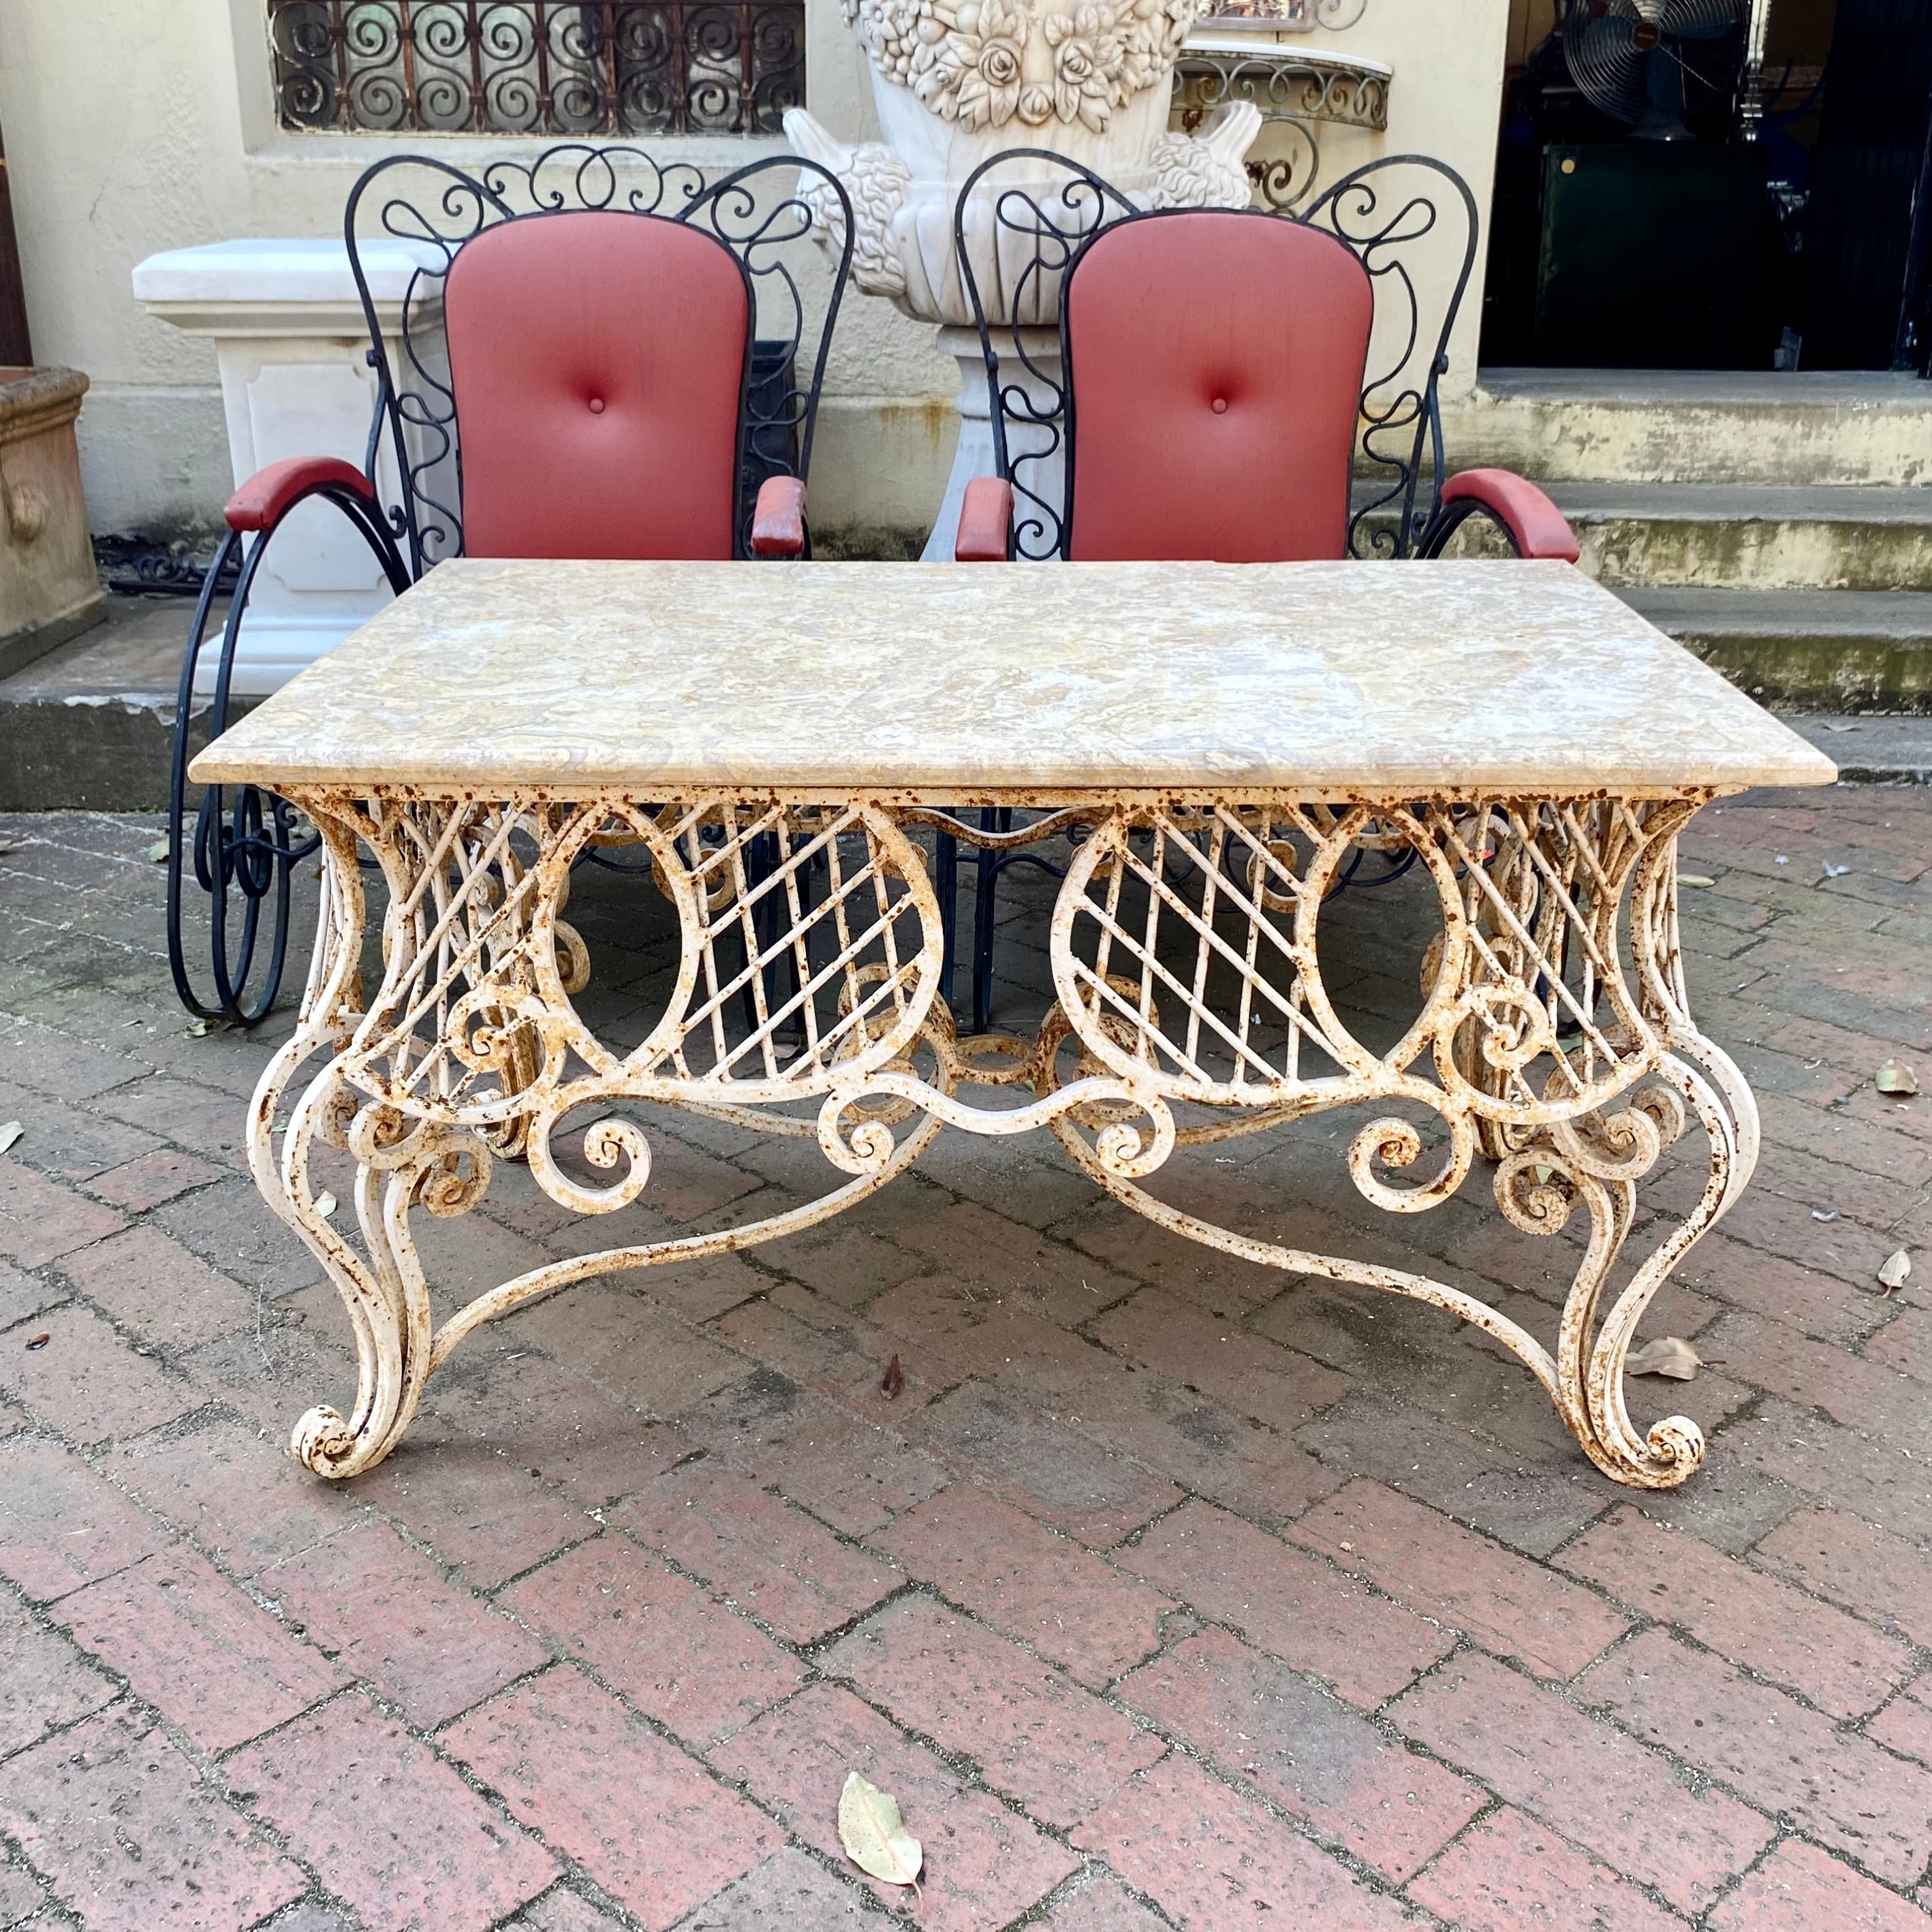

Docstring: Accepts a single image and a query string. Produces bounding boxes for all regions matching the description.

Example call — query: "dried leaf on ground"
[1877,1059,1918,1097]
[0,1121,21,1157]
[839,1771,922,1887]
[25,1333,50,1352]
[1677,874,1717,888]
[1878,1249,1912,1296]
[1625,1337,1702,1381]
[878,1353,904,1400]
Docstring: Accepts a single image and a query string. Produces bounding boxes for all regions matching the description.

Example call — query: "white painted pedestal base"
[922,326,1067,563]
[132,240,443,695]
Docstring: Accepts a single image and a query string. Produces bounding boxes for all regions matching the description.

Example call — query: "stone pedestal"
[924,326,1066,563]
[0,366,107,680]
[132,239,441,694]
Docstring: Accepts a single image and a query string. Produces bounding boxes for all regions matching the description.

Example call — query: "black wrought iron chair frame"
[168,143,855,1026]
[935,150,1548,1031]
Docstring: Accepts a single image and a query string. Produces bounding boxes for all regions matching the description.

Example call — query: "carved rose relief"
[843,0,1207,134]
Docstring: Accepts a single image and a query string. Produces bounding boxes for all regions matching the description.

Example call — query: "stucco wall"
[0,0,1506,545]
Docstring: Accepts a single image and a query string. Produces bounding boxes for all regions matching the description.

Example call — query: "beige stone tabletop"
[191,557,1837,801]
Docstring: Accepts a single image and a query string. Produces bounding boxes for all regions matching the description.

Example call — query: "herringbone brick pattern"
[0,790,1927,1930]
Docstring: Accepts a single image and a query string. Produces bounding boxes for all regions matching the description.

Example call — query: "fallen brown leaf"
[878,1354,904,1400]
[838,1771,922,1887]
[1625,1336,1702,1381]
[1877,1059,1918,1097]
[25,1333,50,1352]
[1878,1249,1912,1296]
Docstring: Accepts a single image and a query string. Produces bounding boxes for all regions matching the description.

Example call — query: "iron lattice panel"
[267,0,805,137]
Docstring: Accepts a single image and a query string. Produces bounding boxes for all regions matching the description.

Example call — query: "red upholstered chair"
[169,146,850,1025]
[937,153,1577,1027]
[951,153,1576,566]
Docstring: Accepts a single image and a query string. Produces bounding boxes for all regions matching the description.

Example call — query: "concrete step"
[1445,369,1932,488]
[0,592,245,813]
[1775,711,1932,783]
[1621,589,1932,715]
[1556,485,1932,592]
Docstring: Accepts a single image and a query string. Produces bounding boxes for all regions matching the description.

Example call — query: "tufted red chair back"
[1063,212,1373,563]
[443,210,750,561]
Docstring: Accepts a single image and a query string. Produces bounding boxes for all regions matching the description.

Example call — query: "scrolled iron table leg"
[247,785,1751,1490]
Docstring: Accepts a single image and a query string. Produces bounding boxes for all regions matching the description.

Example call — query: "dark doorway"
[1483,0,1932,373]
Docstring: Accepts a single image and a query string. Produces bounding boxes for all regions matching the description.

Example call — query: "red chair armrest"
[1440,469,1579,563]
[955,476,1013,563]
[223,456,376,533]
[749,475,807,557]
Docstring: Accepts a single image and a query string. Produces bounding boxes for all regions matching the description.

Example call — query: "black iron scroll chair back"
[169,145,854,1026]
[953,148,1483,564]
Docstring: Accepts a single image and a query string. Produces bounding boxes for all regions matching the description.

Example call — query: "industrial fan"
[1561,0,1745,140]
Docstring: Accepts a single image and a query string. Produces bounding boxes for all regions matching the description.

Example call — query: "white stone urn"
[785,0,1260,552]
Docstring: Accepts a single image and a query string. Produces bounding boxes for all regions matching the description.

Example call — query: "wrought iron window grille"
[267,1,805,138]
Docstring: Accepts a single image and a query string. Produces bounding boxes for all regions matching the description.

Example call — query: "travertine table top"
[191,558,1837,800]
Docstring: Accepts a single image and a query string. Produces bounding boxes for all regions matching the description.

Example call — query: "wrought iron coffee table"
[191,558,1835,1488]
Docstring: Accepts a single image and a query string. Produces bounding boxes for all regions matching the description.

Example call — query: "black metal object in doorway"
[1802,0,1932,371]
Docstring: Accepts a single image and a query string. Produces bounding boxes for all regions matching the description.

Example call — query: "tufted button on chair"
[168,146,852,1025]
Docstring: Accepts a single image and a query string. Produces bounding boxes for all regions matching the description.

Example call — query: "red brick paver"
[0,1592,116,1756]
[56,1544,346,1752]
[443,1665,782,1931]
[264,1516,549,1726]
[0,1159,125,1268]
[1561,1503,1913,1718]
[1707,1837,1932,1931]
[1288,1477,1631,1680]
[0,1303,196,1445]
[612,1456,900,1642]
[1751,1506,1932,1648]
[711,1681,1079,1929]
[0,1434,168,1601]
[1115,1624,1484,1882]
[823,1595,1166,1828]
[232,1693,558,1932]
[872,1482,1172,1685]
[1406,1805,1687,1932]
[1391,1650,1775,1914]
[1072,1753,1416,1930]
[1578,1626,1932,1886]
[499,1533,805,1745]
[0,1704,305,1931]
[1123,1497,1454,1706]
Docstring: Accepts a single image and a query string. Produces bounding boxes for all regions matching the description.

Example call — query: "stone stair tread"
[1621,589,1932,639]
[1478,368,1932,408]
[1549,484,1932,523]
[1776,712,1932,783]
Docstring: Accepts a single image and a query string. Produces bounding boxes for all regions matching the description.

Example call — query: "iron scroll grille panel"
[268,1,805,138]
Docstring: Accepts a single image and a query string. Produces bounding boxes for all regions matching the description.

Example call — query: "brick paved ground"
[1,789,1929,1932]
